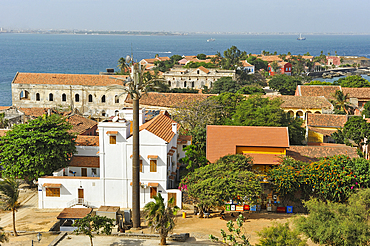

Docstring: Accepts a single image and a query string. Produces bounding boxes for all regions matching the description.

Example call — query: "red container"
[243,205,250,211]
[277,207,286,213]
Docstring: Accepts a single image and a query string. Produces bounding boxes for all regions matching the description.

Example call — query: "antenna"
[131,43,134,62]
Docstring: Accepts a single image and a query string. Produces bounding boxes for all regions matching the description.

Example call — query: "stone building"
[11,72,129,118]
[163,66,235,90]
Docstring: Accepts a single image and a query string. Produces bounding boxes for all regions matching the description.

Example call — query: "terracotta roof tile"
[287,145,358,163]
[69,156,99,168]
[0,129,10,137]
[13,72,128,86]
[280,95,333,109]
[308,127,337,136]
[75,135,99,146]
[342,88,370,99]
[197,66,209,74]
[57,208,92,219]
[0,106,11,111]
[206,125,289,163]
[296,85,341,100]
[125,92,212,108]
[307,113,348,128]
[139,114,180,143]
[19,107,51,117]
[177,135,192,144]
[66,115,97,135]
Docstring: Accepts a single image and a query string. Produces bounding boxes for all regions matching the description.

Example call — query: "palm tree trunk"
[12,208,17,236]
[160,236,166,245]
[89,236,93,246]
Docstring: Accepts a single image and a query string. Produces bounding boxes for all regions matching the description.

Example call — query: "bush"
[256,222,307,246]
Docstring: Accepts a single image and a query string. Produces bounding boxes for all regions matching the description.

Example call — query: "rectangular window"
[140,160,143,173]
[150,160,157,172]
[91,168,97,176]
[150,187,157,198]
[110,136,116,144]
[46,188,60,197]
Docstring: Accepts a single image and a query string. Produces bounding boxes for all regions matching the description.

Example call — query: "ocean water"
[1,33,370,106]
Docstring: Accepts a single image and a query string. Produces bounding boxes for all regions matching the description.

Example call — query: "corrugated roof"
[57,208,92,219]
[13,73,128,86]
[139,114,180,143]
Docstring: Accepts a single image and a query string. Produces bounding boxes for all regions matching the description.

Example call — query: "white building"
[38,112,189,209]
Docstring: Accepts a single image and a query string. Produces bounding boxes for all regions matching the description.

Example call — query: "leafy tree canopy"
[305,80,336,85]
[217,46,248,70]
[247,56,268,71]
[256,222,307,246]
[338,75,370,88]
[269,74,302,95]
[209,77,240,94]
[180,154,261,212]
[0,114,76,180]
[295,189,370,246]
[196,53,207,60]
[237,86,265,95]
[269,155,370,203]
[184,61,217,69]
[362,101,370,118]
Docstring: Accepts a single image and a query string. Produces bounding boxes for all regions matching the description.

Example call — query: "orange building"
[206,125,290,173]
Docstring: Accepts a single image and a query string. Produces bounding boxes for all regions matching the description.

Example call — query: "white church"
[37,110,189,209]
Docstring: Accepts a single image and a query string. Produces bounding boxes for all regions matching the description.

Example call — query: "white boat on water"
[207,38,215,42]
[297,33,306,40]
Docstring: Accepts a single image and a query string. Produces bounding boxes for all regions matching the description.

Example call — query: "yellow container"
[182,212,186,218]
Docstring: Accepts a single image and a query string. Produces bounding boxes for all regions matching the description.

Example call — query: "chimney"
[172,123,177,134]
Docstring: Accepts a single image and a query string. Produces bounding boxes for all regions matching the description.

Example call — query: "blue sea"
[1,33,370,106]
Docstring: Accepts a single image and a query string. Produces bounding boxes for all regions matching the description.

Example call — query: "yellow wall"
[308,130,323,143]
[236,146,286,155]
[283,108,322,119]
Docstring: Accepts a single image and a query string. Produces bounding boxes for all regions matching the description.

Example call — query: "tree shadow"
[110,239,145,246]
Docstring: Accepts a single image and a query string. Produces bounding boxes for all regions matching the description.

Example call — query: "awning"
[130,182,142,186]
[43,183,62,188]
[130,154,142,158]
[106,131,118,135]
[147,155,158,159]
[148,182,159,187]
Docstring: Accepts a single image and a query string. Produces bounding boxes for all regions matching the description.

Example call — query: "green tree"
[144,193,179,245]
[247,56,268,71]
[256,222,307,246]
[73,214,115,246]
[219,46,247,70]
[210,77,240,94]
[331,90,354,115]
[210,214,251,246]
[0,113,9,128]
[0,114,76,181]
[0,178,20,236]
[295,189,370,245]
[362,101,370,118]
[211,92,245,125]
[305,80,335,85]
[0,220,8,244]
[341,117,370,152]
[196,53,207,60]
[180,154,261,214]
[270,61,280,74]
[237,86,265,95]
[117,57,127,74]
[269,74,302,95]
[170,54,182,64]
[338,75,370,88]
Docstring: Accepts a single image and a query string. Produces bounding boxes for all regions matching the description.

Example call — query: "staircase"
[67,198,91,208]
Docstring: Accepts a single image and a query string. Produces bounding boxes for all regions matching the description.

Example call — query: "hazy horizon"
[1,0,370,34]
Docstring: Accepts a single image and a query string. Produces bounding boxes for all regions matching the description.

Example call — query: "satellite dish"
[125,55,132,64]
[112,116,119,122]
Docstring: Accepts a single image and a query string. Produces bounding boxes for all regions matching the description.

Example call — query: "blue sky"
[1,0,369,33]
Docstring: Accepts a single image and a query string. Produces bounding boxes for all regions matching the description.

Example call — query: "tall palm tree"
[0,178,20,236]
[331,90,354,115]
[144,193,179,245]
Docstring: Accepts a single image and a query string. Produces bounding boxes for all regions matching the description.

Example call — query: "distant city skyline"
[1,0,370,34]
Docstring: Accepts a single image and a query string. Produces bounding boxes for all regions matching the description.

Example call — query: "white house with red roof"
[37,112,186,209]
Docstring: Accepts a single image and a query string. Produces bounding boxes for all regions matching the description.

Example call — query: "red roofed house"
[268,62,292,76]
[207,125,289,174]
[38,111,188,209]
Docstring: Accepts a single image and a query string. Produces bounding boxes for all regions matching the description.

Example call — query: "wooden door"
[81,168,87,177]
[150,187,157,198]
[78,188,84,203]
[168,193,177,207]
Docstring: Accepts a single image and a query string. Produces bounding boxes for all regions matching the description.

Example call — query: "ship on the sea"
[297,33,306,40]
[207,38,215,42]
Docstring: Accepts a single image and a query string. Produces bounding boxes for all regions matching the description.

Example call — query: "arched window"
[36,93,40,101]
[75,94,80,102]
[184,81,187,88]
[20,90,30,100]
[115,95,119,104]
[191,82,195,88]
[88,94,93,102]
[101,95,106,103]
[49,93,54,101]
[62,94,66,102]
[168,81,171,87]
[102,110,106,116]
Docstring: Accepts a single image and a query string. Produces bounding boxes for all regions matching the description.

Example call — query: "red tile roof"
[308,127,337,136]
[287,145,358,163]
[0,106,11,111]
[342,88,370,99]
[69,156,99,168]
[139,113,180,143]
[296,85,341,100]
[66,115,97,135]
[13,72,129,86]
[125,92,211,108]
[280,95,333,109]
[307,113,348,128]
[19,107,51,118]
[197,66,209,74]
[206,125,289,163]
[177,135,192,144]
[75,135,99,146]
[57,208,92,219]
